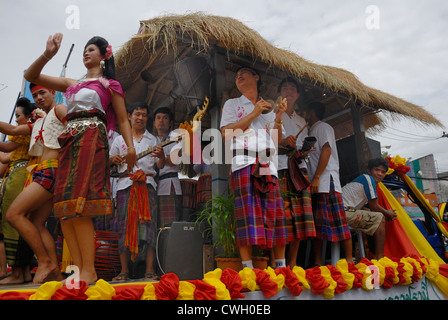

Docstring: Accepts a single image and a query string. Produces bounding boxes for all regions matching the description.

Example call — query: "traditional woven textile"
[53,110,112,219]
[312,180,351,242]
[125,170,151,260]
[231,165,287,249]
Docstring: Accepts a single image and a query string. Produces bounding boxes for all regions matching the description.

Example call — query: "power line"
[384,125,441,139]
[376,134,439,143]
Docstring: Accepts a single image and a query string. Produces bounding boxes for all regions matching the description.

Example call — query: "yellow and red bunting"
[0,256,446,300]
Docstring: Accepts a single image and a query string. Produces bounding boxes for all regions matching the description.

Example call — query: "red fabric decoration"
[220,268,245,299]
[383,266,396,289]
[51,281,89,300]
[275,267,303,296]
[326,265,348,294]
[112,285,145,300]
[253,269,279,298]
[0,291,35,300]
[305,266,329,295]
[188,280,217,300]
[125,169,151,260]
[377,187,422,259]
[155,273,179,300]
[347,262,363,289]
[393,259,407,285]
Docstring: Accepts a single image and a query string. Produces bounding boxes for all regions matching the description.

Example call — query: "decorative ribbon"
[125,169,151,260]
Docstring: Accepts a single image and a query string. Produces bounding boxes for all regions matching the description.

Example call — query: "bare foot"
[80,270,97,286]
[0,273,25,285]
[33,263,63,284]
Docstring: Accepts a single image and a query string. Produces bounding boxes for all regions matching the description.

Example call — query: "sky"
[1,0,447,174]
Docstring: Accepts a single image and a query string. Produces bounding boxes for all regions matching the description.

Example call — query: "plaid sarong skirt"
[278,169,316,241]
[54,110,112,219]
[311,180,351,242]
[231,166,288,249]
[116,184,157,253]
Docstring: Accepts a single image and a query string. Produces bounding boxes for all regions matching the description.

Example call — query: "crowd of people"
[0,33,397,287]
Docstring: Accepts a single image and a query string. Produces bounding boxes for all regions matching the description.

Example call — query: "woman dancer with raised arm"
[24,33,136,284]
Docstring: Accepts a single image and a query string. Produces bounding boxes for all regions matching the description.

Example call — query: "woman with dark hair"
[24,33,136,284]
[0,98,35,284]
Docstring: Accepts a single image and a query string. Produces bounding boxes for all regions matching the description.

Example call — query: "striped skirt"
[54,110,112,219]
[157,184,181,228]
[312,180,351,242]
[231,166,287,249]
[278,169,316,241]
[116,184,157,253]
[1,162,34,267]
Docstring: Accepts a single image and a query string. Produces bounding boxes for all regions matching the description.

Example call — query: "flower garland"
[385,155,410,176]
[0,256,444,300]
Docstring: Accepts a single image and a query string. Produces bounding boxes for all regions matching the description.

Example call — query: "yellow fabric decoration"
[355,262,374,291]
[29,281,63,300]
[177,281,196,300]
[203,269,231,300]
[140,283,157,300]
[371,260,386,286]
[399,258,414,286]
[335,259,354,290]
[85,279,116,300]
[292,266,310,290]
[264,267,284,293]
[239,268,257,292]
[320,266,337,299]
[378,257,400,285]
[423,258,440,283]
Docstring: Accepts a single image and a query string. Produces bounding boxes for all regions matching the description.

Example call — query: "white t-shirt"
[109,130,158,191]
[219,95,285,177]
[156,131,182,196]
[307,120,342,193]
[278,111,308,171]
[342,174,377,209]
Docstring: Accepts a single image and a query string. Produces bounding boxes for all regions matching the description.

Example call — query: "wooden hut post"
[350,104,372,176]
[210,50,229,199]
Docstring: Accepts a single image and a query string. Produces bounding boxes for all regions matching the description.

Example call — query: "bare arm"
[310,142,331,194]
[0,141,20,153]
[0,122,32,136]
[0,152,11,164]
[54,104,68,125]
[111,92,136,172]
[368,198,397,221]
[24,33,75,92]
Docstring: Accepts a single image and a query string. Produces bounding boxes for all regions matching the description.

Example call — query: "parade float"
[0,13,447,301]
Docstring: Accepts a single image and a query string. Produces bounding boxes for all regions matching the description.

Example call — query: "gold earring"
[100,60,105,70]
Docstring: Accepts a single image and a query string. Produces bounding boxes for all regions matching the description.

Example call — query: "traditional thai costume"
[220,95,288,249]
[110,131,158,260]
[54,78,123,219]
[307,120,351,242]
[277,111,316,241]
[0,134,33,267]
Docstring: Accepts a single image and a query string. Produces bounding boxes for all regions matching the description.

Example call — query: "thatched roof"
[114,12,443,138]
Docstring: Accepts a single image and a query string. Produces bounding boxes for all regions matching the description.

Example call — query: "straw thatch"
[114,12,442,136]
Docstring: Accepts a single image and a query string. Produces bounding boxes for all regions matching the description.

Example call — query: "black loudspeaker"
[336,135,381,187]
[156,222,204,280]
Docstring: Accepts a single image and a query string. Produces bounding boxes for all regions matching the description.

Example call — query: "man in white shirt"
[220,66,288,269]
[277,77,316,268]
[305,101,352,266]
[342,158,396,259]
[153,107,183,227]
[110,102,165,281]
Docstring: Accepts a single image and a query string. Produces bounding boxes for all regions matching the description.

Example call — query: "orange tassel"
[125,170,151,260]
